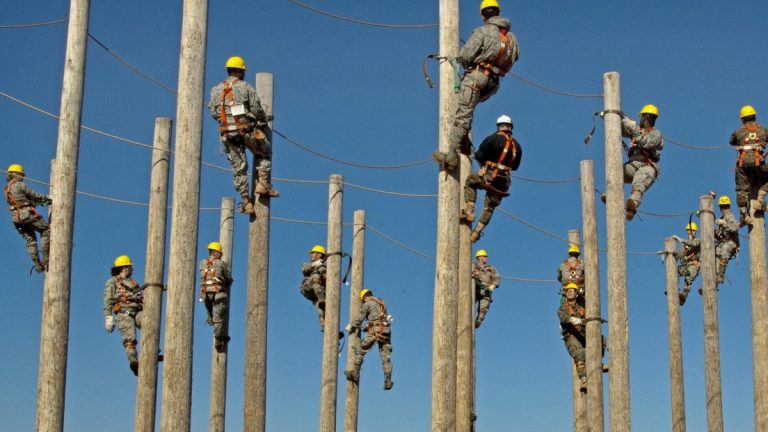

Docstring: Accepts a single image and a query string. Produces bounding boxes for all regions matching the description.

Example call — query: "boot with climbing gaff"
[431,150,458,172]
[460,201,476,223]
[470,223,486,243]
[254,170,279,198]
[384,373,393,390]
[240,196,255,215]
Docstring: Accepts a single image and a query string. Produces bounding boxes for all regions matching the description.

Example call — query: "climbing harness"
[737,123,765,167]
[480,131,517,197]
[562,258,584,286]
[112,276,142,314]
[200,257,224,299]
[364,297,391,343]
[421,54,461,93]
[476,28,514,78]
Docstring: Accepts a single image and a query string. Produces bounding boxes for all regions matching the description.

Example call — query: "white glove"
[311,260,323,267]
[715,219,725,226]
[105,316,115,332]
[568,317,583,326]
[344,323,353,333]
[487,285,497,292]
[387,314,394,324]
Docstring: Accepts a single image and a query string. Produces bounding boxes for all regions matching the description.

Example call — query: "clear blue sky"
[1,0,766,430]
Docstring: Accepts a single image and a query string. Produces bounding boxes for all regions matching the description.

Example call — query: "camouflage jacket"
[5,179,49,223]
[621,118,663,163]
[351,296,390,335]
[729,122,768,167]
[199,256,233,293]
[557,256,585,286]
[300,258,326,290]
[715,209,739,245]
[473,262,500,292]
[103,276,142,317]
[458,16,519,74]
[678,237,701,264]
[208,77,267,132]
[558,300,585,339]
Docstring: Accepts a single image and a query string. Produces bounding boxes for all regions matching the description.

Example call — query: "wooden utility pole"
[568,230,586,432]
[603,71,631,431]
[35,1,89,430]
[750,202,768,431]
[699,195,723,431]
[432,0,459,430]
[580,160,604,431]
[456,150,474,432]
[664,236,686,432]
[344,210,365,432]
[319,174,344,432]
[160,0,208,429]
[135,117,172,432]
[209,197,235,432]
[243,72,274,432]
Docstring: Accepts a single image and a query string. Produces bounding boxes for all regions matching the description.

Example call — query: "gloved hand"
[105,316,115,332]
[487,285,496,292]
[672,235,682,242]
[568,317,583,326]
[344,323,353,333]
[715,219,725,226]
[311,260,323,267]
[42,197,52,206]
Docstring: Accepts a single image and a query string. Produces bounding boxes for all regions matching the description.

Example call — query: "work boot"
[751,199,763,219]
[32,260,45,274]
[475,310,486,328]
[431,150,458,172]
[460,201,476,223]
[206,316,214,326]
[254,172,279,198]
[384,374,393,390]
[740,206,752,226]
[240,197,255,215]
[470,223,486,243]
[345,369,359,383]
[579,377,587,393]
[130,361,139,377]
[679,291,689,306]
[215,335,231,353]
[625,199,637,221]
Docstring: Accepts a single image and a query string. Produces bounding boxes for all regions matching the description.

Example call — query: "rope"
[593,188,693,219]
[664,136,729,151]
[499,275,558,283]
[285,0,437,28]
[271,216,328,225]
[507,71,603,99]
[344,182,437,198]
[273,129,432,170]
[87,33,178,95]
[368,225,435,261]
[0,18,67,29]
[513,174,579,184]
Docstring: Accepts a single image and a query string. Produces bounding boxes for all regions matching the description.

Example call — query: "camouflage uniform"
[621,117,663,210]
[557,256,585,291]
[4,177,51,270]
[676,237,701,289]
[104,275,143,365]
[558,299,586,381]
[715,208,740,284]
[443,16,519,162]
[463,130,522,241]
[472,260,500,327]
[348,295,392,387]
[729,122,768,214]
[299,257,327,326]
[199,255,233,349]
[208,76,272,203]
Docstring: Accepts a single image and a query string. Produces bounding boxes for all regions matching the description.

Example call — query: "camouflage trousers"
[475,287,493,321]
[116,310,143,363]
[563,334,586,379]
[715,240,737,283]
[221,132,272,198]
[449,68,500,152]
[351,330,392,376]
[735,165,768,208]
[464,169,510,225]
[677,261,700,287]
[623,161,657,207]
[203,291,229,341]
[11,210,50,266]
[300,281,326,322]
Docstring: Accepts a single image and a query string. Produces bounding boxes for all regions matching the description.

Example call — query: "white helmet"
[496,115,513,128]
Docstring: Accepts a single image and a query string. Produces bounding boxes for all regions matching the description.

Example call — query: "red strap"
[219,79,237,131]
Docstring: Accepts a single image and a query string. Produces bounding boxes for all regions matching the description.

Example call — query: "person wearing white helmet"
[208,56,277,216]
[199,241,233,352]
[460,115,522,243]
[4,163,51,273]
[672,222,700,305]
[432,0,519,172]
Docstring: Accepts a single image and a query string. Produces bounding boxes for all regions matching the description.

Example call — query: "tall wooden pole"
[432,0,459,429]
[35,1,89,430]
[580,160,604,431]
[664,236,686,432]
[243,72,273,432]
[749,203,768,431]
[319,174,344,432]
[209,197,235,432]
[456,151,474,432]
[160,0,208,429]
[699,195,724,431]
[603,71,631,431]
[135,117,172,432]
[568,230,586,432]
[344,210,365,432]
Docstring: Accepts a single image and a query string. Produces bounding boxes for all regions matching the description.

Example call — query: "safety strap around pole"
[421,54,461,93]
[326,251,352,284]
[583,109,624,145]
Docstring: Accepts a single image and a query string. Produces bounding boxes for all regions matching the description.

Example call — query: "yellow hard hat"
[685,222,698,232]
[225,56,247,71]
[475,249,488,258]
[640,104,659,117]
[718,196,731,206]
[207,241,223,253]
[360,289,371,301]
[113,255,133,268]
[564,282,579,291]
[740,105,757,119]
[7,164,24,175]
[568,245,580,254]
[310,245,326,255]
[480,0,500,12]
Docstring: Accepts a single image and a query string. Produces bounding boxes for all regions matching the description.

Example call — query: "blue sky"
[1,0,767,430]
